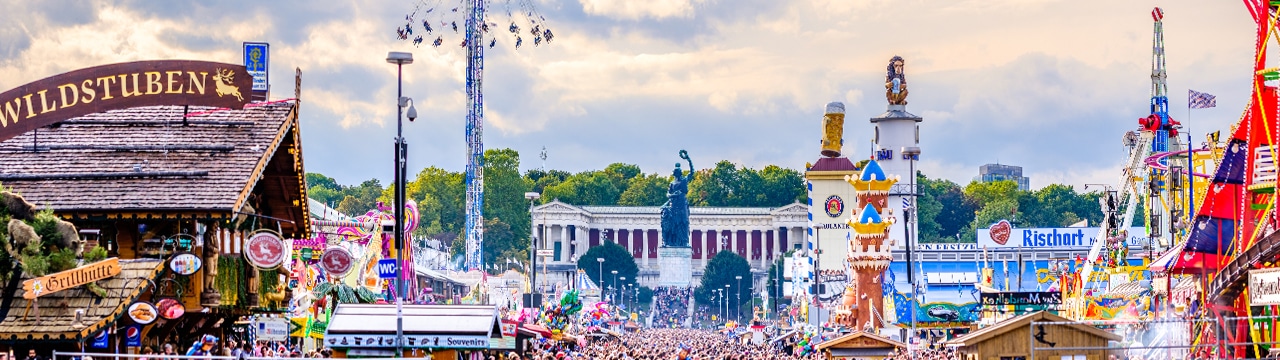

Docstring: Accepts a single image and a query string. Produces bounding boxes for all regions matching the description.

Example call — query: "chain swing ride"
[394,0,556,271]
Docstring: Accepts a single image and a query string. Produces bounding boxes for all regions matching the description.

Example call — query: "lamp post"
[902,146,921,352]
[619,276,627,305]
[596,257,605,297]
[725,283,731,323]
[386,50,417,358]
[735,275,743,323]
[715,289,723,322]
[524,192,541,306]
[611,270,619,301]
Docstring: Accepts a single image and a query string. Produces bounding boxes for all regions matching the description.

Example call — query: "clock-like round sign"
[244,230,286,269]
[320,246,354,276]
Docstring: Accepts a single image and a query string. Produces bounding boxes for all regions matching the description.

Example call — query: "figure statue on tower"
[660,150,694,247]
[885,56,908,105]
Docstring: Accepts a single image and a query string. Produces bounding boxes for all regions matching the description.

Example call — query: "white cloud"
[577,0,710,20]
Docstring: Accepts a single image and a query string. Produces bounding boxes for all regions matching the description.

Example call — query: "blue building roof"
[857,204,882,224]
[860,159,887,181]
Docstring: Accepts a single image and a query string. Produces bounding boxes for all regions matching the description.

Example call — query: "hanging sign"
[22,257,121,299]
[979,292,1062,306]
[128,301,158,324]
[169,252,202,276]
[320,246,354,276]
[90,329,109,349]
[376,258,398,279]
[156,298,185,320]
[243,42,270,92]
[0,60,252,143]
[1250,268,1280,305]
[245,230,287,269]
[125,325,142,347]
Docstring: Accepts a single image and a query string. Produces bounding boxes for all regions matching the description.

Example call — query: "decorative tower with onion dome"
[835,159,898,331]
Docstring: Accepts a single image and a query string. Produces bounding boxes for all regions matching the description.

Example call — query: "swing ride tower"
[397,0,555,271]
[463,0,486,271]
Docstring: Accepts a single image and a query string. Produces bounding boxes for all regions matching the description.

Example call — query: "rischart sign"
[0,60,252,142]
[977,225,1146,249]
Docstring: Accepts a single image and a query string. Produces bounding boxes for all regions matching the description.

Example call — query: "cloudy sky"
[0,0,1259,190]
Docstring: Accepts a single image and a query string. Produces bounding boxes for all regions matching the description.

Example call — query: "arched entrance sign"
[0,60,252,142]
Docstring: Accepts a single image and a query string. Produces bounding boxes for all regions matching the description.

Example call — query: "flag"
[1189,89,1217,109]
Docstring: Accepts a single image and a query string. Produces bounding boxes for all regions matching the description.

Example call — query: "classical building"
[529,201,808,289]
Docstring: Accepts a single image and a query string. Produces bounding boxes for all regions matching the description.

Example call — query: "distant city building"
[976,163,1030,190]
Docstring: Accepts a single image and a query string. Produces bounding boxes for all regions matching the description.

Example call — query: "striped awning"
[1105,280,1151,298]
[1149,247,1183,273]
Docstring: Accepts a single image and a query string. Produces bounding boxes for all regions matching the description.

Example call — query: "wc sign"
[377,258,398,279]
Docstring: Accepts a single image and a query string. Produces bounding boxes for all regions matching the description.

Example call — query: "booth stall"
[324,304,502,358]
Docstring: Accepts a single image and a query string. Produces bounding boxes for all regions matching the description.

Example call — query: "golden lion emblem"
[214,68,244,101]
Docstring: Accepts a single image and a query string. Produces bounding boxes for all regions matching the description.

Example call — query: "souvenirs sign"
[22,257,121,299]
[245,230,287,269]
[0,61,252,142]
[320,246,354,276]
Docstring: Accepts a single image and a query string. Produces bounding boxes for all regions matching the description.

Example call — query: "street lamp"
[725,284,731,323]
[619,276,627,305]
[611,270,619,301]
[386,50,415,358]
[714,289,723,322]
[596,257,605,296]
[525,192,541,306]
[735,275,743,323]
[902,146,921,353]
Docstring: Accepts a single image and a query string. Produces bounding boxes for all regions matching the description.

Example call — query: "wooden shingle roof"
[0,102,310,238]
[0,103,296,214]
[0,259,163,341]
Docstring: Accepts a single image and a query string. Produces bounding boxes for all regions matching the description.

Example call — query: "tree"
[689,161,738,207]
[696,250,754,319]
[405,167,465,241]
[306,173,343,205]
[542,171,621,205]
[759,165,805,206]
[929,179,976,242]
[603,163,643,191]
[334,179,383,215]
[482,217,525,271]
[525,169,570,193]
[618,174,669,206]
[915,173,944,243]
[962,198,1020,241]
[964,180,1020,208]
[576,242,639,290]
[484,149,533,265]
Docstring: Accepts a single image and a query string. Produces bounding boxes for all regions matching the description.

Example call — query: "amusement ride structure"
[395,0,555,270]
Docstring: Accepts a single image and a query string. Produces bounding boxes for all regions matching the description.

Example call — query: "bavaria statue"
[660,150,694,247]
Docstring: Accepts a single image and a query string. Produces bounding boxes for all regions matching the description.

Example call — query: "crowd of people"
[650,287,692,328]
[519,329,823,360]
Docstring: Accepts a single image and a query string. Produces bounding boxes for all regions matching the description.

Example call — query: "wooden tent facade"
[943,311,1121,360]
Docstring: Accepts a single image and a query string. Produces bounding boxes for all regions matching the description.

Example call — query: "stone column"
[641,229,651,268]
[560,225,570,263]
[772,228,780,259]
[576,225,588,259]
[757,229,766,269]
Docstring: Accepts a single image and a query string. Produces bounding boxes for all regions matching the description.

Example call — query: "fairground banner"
[0,60,252,142]
[1250,268,1280,306]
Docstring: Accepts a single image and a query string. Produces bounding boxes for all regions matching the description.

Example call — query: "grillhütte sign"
[23,257,122,299]
[0,60,252,142]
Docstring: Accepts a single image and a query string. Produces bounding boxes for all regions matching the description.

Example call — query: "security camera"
[407,102,418,122]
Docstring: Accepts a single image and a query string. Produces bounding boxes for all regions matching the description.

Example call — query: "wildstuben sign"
[22,257,122,299]
[0,60,252,142]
